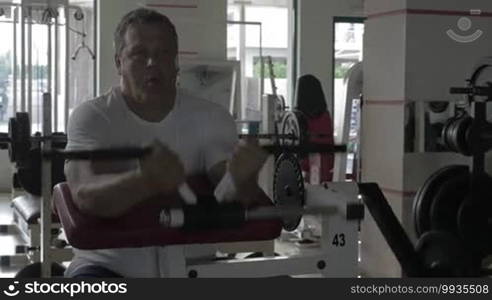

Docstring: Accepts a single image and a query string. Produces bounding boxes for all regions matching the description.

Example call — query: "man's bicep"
[66,103,108,152]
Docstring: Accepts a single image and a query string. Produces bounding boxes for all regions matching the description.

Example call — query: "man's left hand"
[228,138,269,205]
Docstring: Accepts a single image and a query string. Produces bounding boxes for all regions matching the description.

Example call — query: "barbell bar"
[43,144,347,160]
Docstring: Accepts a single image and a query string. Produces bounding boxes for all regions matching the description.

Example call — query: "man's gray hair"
[114,8,178,57]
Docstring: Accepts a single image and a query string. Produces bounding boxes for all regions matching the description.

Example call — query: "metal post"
[64,5,70,131]
[259,23,264,100]
[12,6,17,113]
[20,5,25,112]
[93,4,97,98]
[238,6,246,121]
[27,7,32,119]
[47,15,52,107]
[54,10,59,132]
[41,92,52,278]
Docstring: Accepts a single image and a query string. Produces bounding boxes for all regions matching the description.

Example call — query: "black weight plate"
[273,153,305,231]
[455,117,472,156]
[429,167,469,234]
[457,200,491,256]
[413,165,468,238]
[8,117,16,162]
[442,117,472,155]
[443,118,461,152]
[415,230,473,277]
[17,144,67,197]
[9,112,31,164]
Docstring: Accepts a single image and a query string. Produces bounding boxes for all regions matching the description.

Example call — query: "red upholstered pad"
[53,177,282,250]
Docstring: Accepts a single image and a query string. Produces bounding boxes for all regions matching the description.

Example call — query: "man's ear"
[115,54,122,75]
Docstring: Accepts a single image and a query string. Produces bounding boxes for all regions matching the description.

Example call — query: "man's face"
[116,22,178,104]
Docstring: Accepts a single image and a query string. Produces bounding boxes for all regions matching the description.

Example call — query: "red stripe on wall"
[368,8,492,20]
[380,187,417,198]
[367,9,407,19]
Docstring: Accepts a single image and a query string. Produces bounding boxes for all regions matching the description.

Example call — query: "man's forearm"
[74,170,156,218]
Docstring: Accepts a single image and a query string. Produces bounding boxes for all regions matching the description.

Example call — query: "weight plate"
[442,116,472,155]
[413,165,468,238]
[429,167,469,234]
[415,230,473,277]
[455,117,472,156]
[273,153,305,231]
[470,58,492,94]
[457,200,491,256]
[8,117,16,162]
[279,111,306,146]
[9,112,31,164]
[17,144,67,197]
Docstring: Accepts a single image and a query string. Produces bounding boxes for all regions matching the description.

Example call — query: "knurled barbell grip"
[450,87,473,95]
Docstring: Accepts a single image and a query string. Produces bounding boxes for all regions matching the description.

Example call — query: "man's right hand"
[138,140,185,195]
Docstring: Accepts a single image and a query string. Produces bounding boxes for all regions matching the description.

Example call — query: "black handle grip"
[450,87,472,95]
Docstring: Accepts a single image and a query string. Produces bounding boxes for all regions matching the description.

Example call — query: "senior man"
[64,8,268,278]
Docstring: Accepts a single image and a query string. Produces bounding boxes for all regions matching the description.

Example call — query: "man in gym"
[64,8,268,278]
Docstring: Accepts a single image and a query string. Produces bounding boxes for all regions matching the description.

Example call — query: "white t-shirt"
[64,87,238,277]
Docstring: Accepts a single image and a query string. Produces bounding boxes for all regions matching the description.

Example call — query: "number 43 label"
[332,234,346,247]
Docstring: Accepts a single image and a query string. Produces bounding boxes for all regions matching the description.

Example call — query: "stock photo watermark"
[2,280,127,298]
[447,9,483,43]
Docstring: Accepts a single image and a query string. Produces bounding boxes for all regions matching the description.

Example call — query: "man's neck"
[121,88,176,122]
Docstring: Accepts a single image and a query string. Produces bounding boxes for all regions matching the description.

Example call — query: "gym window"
[227,0,295,121]
[0,2,95,133]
